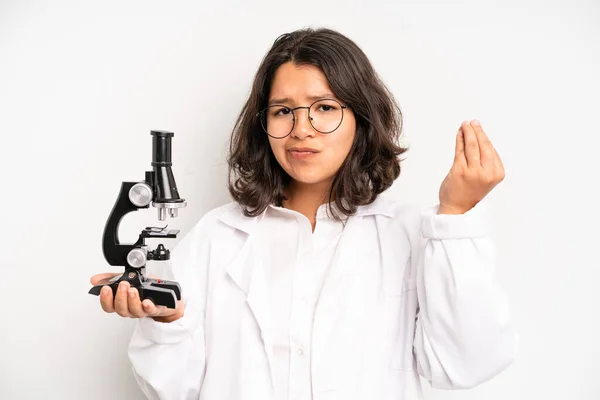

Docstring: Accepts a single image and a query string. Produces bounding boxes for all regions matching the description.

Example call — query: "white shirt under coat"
[128,195,518,400]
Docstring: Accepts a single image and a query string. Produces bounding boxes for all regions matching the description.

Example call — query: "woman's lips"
[289,150,318,160]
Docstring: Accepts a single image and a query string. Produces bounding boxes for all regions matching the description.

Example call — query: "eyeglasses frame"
[255,98,349,139]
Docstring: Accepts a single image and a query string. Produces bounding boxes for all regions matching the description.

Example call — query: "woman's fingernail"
[101,286,109,295]
[128,289,135,299]
[471,119,480,126]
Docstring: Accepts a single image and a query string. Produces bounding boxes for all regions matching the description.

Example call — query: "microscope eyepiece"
[149,130,186,220]
[151,130,173,166]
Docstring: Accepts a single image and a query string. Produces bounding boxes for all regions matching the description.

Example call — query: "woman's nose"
[291,108,315,139]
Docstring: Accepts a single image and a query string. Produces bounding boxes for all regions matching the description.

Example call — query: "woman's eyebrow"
[268,93,337,106]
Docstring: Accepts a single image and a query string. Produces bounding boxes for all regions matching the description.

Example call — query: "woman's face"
[266,62,356,189]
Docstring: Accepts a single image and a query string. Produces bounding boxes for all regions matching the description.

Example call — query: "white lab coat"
[128,196,518,400]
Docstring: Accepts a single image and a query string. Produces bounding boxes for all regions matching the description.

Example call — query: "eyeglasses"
[256,98,349,139]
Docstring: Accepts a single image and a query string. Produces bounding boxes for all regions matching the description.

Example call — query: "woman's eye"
[318,105,336,112]
[273,107,291,116]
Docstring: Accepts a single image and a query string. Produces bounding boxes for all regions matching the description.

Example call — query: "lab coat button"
[296,347,304,356]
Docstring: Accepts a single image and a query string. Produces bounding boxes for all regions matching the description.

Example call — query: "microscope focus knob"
[127,248,147,268]
[129,183,153,207]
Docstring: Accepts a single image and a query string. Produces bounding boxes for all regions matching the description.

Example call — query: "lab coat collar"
[217,195,396,235]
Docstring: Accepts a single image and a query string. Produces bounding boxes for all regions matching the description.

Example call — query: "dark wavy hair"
[227,27,408,219]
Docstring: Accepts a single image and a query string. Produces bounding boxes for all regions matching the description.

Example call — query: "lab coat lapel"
[219,206,273,344]
[224,233,275,391]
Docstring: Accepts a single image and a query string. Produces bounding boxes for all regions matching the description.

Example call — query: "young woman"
[91,27,517,400]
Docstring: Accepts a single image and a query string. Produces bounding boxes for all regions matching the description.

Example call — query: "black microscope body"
[88,130,186,309]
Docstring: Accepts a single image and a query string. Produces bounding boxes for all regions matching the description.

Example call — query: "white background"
[1,0,599,399]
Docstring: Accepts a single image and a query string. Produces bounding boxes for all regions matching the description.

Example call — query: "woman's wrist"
[150,306,184,323]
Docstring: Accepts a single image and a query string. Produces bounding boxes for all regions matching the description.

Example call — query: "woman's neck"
[282,180,333,231]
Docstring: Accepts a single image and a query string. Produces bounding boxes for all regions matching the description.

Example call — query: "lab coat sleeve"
[412,201,518,390]
[127,211,216,400]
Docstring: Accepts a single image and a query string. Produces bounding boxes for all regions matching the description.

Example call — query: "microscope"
[88,130,186,309]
